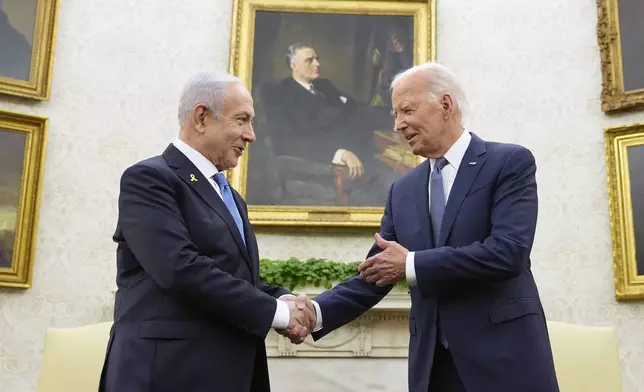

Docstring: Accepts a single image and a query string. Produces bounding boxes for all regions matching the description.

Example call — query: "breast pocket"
[464,182,491,199]
[488,298,542,325]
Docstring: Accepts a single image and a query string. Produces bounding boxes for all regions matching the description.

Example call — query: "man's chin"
[227,159,239,169]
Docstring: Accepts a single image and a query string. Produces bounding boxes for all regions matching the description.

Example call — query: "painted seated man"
[264,42,398,206]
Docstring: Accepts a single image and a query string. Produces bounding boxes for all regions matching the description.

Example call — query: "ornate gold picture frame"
[605,122,644,300]
[0,110,48,288]
[596,0,644,113]
[0,0,59,100]
[227,0,435,228]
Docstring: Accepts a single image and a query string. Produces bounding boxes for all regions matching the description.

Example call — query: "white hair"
[177,71,242,125]
[391,62,468,122]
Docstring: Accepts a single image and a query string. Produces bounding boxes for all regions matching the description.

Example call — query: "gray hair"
[391,62,468,122]
[285,42,313,69]
[177,71,241,125]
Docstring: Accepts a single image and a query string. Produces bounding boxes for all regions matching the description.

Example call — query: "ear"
[191,105,209,132]
[440,94,453,111]
[440,94,454,119]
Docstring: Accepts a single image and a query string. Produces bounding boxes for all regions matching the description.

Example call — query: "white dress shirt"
[172,139,324,331]
[405,130,473,286]
[293,78,348,104]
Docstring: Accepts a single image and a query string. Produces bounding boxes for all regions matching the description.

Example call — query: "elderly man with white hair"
[310,62,559,392]
[99,71,318,392]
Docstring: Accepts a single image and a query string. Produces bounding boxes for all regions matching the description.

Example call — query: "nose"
[313,58,320,67]
[245,124,256,143]
[394,117,406,132]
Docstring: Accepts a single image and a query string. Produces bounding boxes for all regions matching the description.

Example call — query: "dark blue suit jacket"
[312,133,559,392]
[99,144,290,392]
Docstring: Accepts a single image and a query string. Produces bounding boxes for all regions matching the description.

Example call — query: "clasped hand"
[276,295,317,344]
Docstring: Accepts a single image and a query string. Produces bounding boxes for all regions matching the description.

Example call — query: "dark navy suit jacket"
[312,133,559,392]
[99,144,290,392]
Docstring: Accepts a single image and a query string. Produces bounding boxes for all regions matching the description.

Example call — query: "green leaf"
[258,258,407,290]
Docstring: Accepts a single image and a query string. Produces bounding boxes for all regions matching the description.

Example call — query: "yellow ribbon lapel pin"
[189,174,198,182]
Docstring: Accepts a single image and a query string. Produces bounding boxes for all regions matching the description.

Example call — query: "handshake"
[276,295,317,344]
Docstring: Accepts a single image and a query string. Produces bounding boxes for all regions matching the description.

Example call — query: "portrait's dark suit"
[99,144,290,392]
[260,77,397,205]
[312,133,559,392]
[0,9,32,80]
[267,77,391,164]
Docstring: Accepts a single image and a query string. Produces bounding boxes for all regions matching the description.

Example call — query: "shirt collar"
[172,138,219,179]
[293,77,313,91]
[430,129,472,171]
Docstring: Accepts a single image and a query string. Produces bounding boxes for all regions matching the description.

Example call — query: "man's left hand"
[358,233,408,287]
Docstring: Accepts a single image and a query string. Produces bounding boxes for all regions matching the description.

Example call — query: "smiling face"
[391,72,456,158]
[197,82,256,170]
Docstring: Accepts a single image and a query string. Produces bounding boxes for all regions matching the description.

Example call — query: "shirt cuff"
[406,251,417,287]
[332,149,346,164]
[271,299,290,329]
[311,300,323,332]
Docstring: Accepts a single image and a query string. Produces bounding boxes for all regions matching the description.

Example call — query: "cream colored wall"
[0,0,643,391]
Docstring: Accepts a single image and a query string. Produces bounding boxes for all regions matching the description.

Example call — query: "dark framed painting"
[227,0,435,227]
[605,122,644,300]
[0,110,48,288]
[0,0,59,100]
[596,0,644,113]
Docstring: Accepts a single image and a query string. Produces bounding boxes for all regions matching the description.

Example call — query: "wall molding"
[267,310,410,358]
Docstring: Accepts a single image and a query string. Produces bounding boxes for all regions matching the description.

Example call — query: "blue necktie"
[430,157,449,348]
[430,157,449,246]
[213,173,246,245]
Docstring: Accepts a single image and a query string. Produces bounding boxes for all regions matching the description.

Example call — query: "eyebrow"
[234,111,252,118]
[392,103,411,111]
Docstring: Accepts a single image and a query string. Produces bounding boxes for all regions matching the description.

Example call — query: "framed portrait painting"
[605,122,644,300]
[596,0,644,113]
[227,0,435,227]
[0,110,48,288]
[0,0,59,100]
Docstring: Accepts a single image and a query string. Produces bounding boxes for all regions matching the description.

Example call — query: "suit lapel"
[413,161,434,249]
[162,145,252,270]
[439,134,487,246]
[232,190,258,282]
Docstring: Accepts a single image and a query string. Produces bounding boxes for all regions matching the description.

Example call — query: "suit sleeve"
[414,147,538,297]
[257,281,291,298]
[311,183,396,340]
[118,163,279,338]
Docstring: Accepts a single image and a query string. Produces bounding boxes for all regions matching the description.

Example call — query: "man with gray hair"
[309,62,559,391]
[99,71,318,392]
